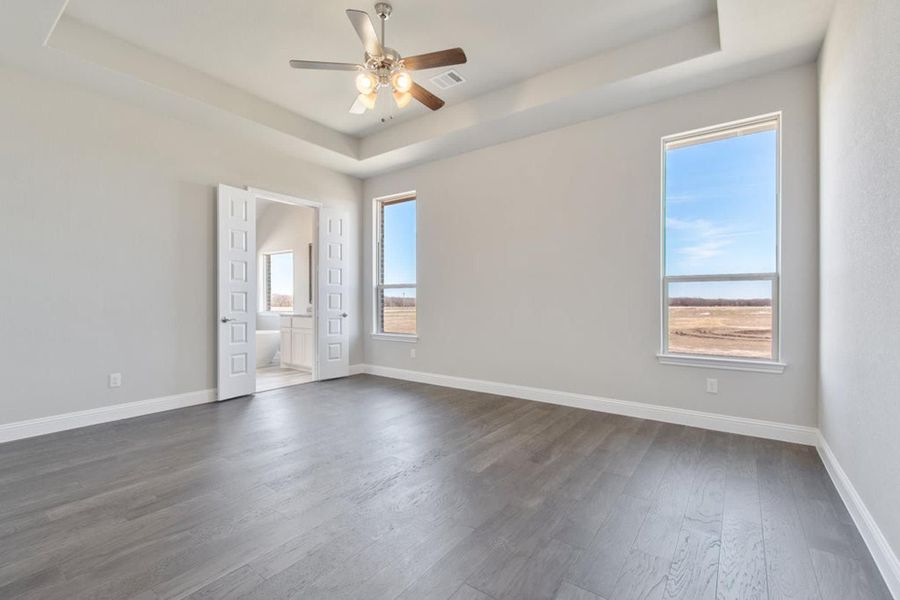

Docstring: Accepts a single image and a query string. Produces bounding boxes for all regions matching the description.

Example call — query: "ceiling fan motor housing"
[374,2,392,20]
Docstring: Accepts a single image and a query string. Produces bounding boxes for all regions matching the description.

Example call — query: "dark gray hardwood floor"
[0,375,891,600]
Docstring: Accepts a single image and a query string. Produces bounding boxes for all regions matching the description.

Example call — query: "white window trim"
[658,113,784,372]
[371,333,419,343]
[372,191,418,340]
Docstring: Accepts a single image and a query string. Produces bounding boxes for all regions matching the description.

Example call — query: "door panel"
[317,208,350,380]
[217,184,256,400]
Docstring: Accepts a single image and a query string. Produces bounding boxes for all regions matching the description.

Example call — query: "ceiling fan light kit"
[392,90,412,108]
[290,2,467,114]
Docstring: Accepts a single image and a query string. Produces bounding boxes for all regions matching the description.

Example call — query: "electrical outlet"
[706,378,718,394]
[109,373,122,388]
[410,348,416,359]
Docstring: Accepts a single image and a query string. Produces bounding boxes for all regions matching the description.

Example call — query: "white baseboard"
[816,433,900,599]
[0,389,216,444]
[358,364,817,445]
[348,363,367,376]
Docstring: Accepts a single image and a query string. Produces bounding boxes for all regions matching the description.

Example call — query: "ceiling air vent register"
[429,69,466,91]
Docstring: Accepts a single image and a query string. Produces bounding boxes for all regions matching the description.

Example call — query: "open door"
[217,184,256,400]
[317,208,350,380]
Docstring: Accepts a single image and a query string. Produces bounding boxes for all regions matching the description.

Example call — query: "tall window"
[264,251,294,312]
[662,115,780,362]
[375,194,416,335]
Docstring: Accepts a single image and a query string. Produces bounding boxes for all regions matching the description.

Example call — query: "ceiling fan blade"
[403,48,467,71]
[410,82,445,111]
[289,60,363,71]
[346,9,383,58]
[349,95,367,114]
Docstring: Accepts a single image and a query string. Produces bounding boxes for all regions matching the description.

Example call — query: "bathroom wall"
[256,199,316,331]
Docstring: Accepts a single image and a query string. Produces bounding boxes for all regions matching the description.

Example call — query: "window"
[661,115,781,368]
[375,194,416,336]
[263,251,294,312]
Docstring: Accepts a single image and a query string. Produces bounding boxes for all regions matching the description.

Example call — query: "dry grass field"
[383,306,416,334]
[668,305,773,358]
[382,305,769,356]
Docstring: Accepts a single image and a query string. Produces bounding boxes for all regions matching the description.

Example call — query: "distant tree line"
[383,295,416,307]
[669,297,771,307]
[271,293,293,307]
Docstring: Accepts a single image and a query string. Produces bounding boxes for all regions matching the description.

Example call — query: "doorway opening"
[217,184,349,401]
[254,194,317,392]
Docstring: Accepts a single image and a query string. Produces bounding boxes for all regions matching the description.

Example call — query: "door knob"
[341,313,349,318]
[221,317,235,323]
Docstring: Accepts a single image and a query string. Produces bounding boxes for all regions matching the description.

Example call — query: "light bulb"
[391,70,412,93]
[355,71,378,95]
[358,92,377,110]
[393,90,412,108]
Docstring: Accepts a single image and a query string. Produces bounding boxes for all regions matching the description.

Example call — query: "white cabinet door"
[291,329,305,367]
[302,331,315,369]
[217,184,256,400]
[280,328,292,367]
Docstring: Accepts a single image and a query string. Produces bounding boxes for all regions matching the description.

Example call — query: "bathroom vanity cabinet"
[280,315,314,370]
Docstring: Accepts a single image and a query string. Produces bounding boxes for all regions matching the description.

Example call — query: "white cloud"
[667,218,756,264]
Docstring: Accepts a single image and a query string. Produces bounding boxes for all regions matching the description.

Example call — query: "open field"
[383,305,770,356]
[668,305,772,358]
[383,306,416,334]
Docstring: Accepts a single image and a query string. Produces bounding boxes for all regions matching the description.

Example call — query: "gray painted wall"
[364,64,820,427]
[0,64,362,424]
[819,0,900,563]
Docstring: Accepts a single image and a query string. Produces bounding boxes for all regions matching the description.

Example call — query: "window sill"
[371,333,418,343]
[657,353,786,374]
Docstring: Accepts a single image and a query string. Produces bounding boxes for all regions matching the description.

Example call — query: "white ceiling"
[64,0,715,136]
[0,0,836,177]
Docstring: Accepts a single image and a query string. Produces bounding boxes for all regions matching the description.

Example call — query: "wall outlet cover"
[109,373,122,388]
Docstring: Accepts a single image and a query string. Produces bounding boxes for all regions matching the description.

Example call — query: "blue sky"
[382,199,416,297]
[269,252,293,296]
[665,129,776,299]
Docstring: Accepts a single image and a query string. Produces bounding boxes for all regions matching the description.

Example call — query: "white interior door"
[217,184,256,400]
[317,208,350,380]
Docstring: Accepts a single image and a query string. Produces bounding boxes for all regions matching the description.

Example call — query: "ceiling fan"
[289,2,467,114]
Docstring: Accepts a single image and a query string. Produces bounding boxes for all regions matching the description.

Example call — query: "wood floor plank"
[682,431,728,535]
[808,548,893,600]
[395,529,499,600]
[0,375,890,599]
[449,583,494,600]
[757,442,821,600]
[663,525,720,600]
[553,581,605,600]
[717,516,767,600]
[565,494,652,598]
[496,538,580,600]
[183,565,264,600]
[611,548,669,600]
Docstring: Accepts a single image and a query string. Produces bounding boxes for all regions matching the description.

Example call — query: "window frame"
[373,192,418,341]
[261,249,294,313]
[658,113,785,373]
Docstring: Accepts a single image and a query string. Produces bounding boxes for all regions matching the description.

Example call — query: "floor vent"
[429,69,466,91]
